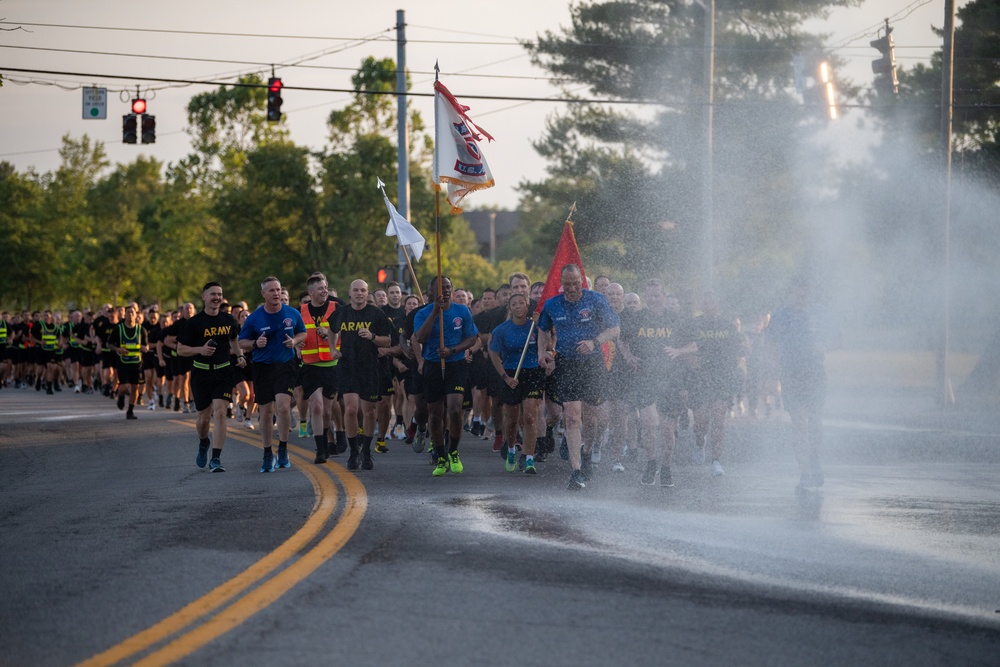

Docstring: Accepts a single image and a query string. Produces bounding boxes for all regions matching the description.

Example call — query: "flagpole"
[434,61,446,370]
[378,178,426,304]
[513,320,536,381]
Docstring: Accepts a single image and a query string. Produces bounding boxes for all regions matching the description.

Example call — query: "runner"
[238,277,307,473]
[413,276,479,477]
[177,282,246,473]
[298,273,342,464]
[488,293,542,474]
[107,305,148,420]
[537,264,620,490]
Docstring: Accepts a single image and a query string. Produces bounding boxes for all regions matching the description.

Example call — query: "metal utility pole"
[698,0,715,292]
[396,10,410,286]
[938,0,956,406]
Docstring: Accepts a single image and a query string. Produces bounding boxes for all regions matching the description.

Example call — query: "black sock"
[315,434,326,451]
[211,448,221,459]
[264,446,273,456]
[394,415,403,426]
[348,436,359,452]
[278,440,287,452]
[449,433,460,454]
[200,437,210,448]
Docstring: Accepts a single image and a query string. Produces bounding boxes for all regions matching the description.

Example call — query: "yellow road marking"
[134,458,367,666]
[76,425,365,667]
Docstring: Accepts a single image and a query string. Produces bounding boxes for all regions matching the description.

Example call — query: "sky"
[0,0,965,209]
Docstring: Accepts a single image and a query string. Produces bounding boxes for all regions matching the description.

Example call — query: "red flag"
[535,221,587,314]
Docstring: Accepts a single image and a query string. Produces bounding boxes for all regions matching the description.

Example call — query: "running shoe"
[196,442,209,468]
[432,457,449,476]
[405,422,417,444]
[336,431,349,454]
[523,458,537,475]
[277,447,291,468]
[492,433,504,453]
[298,422,308,438]
[347,449,359,471]
[148,399,155,411]
[126,411,138,420]
[692,447,706,466]
[640,460,657,486]
[209,458,225,473]
[117,394,126,410]
[660,466,674,488]
[260,453,276,473]
[559,436,568,461]
[711,459,725,477]
[448,450,464,474]
[413,429,426,454]
[505,447,517,472]
[361,452,374,470]
[374,439,389,454]
[244,418,255,430]
[567,469,586,490]
[612,462,625,473]
[580,458,593,482]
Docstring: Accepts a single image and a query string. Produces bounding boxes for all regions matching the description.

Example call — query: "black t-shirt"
[93,316,114,345]
[473,306,507,337]
[337,304,391,369]
[178,311,239,365]
[689,314,740,380]
[381,304,407,354]
[621,307,692,378]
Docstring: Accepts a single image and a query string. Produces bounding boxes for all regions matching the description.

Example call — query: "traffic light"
[141,114,156,144]
[376,266,390,284]
[131,98,147,114]
[267,77,283,122]
[122,114,138,144]
[870,22,898,95]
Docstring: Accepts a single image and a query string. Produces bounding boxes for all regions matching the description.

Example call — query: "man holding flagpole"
[413,276,479,476]
[538,264,620,490]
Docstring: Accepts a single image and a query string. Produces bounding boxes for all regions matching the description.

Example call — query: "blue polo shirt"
[413,302,478,363]
[489,318,539,370]
[238,304,305,364]
[538,289,619,360]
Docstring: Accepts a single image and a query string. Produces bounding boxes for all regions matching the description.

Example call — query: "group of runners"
[0,265,837,492]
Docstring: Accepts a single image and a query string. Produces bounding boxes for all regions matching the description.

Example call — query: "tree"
[0,162,46,309]
[523,0,858,311]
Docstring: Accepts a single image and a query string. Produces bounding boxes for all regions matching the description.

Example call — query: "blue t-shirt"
[238,304,306,364]
[489,318,538,370]
[767,303,840,377]
[538,289,620,360]
[413,302,478,363]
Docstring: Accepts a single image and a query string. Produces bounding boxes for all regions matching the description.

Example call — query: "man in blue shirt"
[766,282,841,493]
[239,276,307,473]
[414,275,479,477]
[538,264,620,490]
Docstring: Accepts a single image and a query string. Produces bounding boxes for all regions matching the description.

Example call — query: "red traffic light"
[268,78,283,93]
[377,268,389,284]
[131,98,147,114]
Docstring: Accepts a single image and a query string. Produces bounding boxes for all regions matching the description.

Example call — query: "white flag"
[433,80,495,214]
[382,191,425,261]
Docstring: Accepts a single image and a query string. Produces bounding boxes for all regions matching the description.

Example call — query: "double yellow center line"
[77,426,367,667]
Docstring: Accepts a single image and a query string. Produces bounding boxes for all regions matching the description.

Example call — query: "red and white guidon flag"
[433,80,495,214]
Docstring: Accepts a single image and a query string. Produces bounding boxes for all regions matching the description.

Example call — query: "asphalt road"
[1,385,998,666]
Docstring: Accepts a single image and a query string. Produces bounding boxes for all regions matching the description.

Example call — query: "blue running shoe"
[559,436,569,461]
[209,457,225,473]
[277,447,291,468]
[196,443,209,469]
[260,453,276,473]
[524,458,537,475]
[567,469,586,490]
